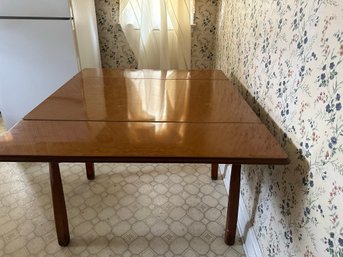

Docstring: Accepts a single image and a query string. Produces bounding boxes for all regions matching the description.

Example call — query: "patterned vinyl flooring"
[0,119,245,257]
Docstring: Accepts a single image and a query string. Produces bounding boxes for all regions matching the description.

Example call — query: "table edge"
[0,155,290,165]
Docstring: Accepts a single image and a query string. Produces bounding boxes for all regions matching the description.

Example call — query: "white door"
[0,19,79,129]
[0,0,71,17]
[71,0,102,68]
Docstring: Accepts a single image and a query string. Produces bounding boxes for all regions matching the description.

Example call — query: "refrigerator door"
[0,20,79,129]
[0,0,71,17]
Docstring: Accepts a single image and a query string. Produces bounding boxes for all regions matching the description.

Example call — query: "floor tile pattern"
[0,162,245,257]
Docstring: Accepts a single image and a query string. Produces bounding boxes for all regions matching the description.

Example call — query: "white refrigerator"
[0,0,101,129]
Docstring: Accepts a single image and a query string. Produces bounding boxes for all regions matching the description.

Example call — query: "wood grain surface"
[25,77,260,123]
[0,120,288,164]
[79,68,229,80]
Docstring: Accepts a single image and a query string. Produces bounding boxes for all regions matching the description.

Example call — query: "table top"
[79,68,229,80]
[0,69,288,164]
[0,121,287,163]
[25,75,261,123]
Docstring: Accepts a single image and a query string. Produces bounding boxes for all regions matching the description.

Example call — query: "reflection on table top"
[25,77,261,123]
[0,120,288,164]
[0,68,288,165]
[80,68,229,80]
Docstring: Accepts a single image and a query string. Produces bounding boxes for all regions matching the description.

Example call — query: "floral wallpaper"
[215,0,343,256]
[94,0,218,69]
[94,0,137,68]
[191,0,219,69]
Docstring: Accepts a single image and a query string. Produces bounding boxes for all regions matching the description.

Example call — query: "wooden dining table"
[0,69,288,247]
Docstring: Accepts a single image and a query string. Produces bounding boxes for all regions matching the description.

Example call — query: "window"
[121,0,194,30]
[119,0,193,69]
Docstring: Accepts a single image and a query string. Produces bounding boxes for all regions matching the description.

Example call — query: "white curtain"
[119,0,192,69]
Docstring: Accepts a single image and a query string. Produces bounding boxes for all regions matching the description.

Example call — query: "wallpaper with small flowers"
[94,0,218,69]
[94,0,137,68]
[215,0,343,256]
[191,0,218,69]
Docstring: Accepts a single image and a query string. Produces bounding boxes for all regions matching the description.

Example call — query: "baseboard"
[219,164,263,257]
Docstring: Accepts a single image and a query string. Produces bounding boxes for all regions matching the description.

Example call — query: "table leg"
[224,164,241,245]
[49,162,70,246]
[85,162,95,180]
[211,163,218,180]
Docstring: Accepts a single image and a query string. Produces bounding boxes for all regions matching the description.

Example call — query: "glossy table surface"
[25,76,261,123]
[0,69,288,164]
[0,121,287,163]
[79,68,229,80]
